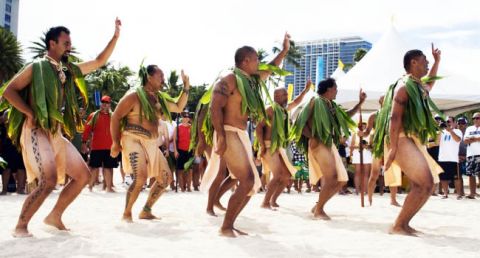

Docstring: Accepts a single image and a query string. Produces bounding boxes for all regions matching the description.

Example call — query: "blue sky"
[16,0,480,85]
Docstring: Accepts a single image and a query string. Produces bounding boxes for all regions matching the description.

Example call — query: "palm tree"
[0,27,24,83]
[165,70,181,98]
[353,48,367,63]
[28,32,82,62]
[272,40,303,68]
[85,63,134,111]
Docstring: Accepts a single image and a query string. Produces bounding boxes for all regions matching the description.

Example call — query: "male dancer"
[202,33,291,237]
[110,65,189,222]
[256,81,310,209]
[2,18,122,237]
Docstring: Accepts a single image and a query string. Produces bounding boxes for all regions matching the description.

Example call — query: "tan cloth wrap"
[261,140,297,177]
[200,125,261,196]
[121,130,171,183]
[384,132,443,187]
[308,141,348,184]
[20,123,68,184]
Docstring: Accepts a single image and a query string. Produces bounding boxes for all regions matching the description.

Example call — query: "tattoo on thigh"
[20,129,45,222]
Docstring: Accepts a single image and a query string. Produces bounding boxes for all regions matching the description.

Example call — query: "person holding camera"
[437,116,462,199]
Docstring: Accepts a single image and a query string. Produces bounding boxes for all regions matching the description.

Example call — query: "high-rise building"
[0,0,19,36]
[284,37,371,97]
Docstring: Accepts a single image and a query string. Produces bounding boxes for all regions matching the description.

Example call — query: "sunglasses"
[474,117,480,120]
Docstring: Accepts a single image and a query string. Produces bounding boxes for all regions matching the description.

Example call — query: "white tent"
[330,65,346,80]
[335,25,480,116]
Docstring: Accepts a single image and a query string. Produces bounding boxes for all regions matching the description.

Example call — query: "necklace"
[45,55,66,84]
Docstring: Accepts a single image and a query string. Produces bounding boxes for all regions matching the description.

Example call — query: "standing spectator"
[290,141,310,193]
[437,116,462,199]
[82,96,118,192]
[350,122,372,195]
[173,111,193,192]
[164,116,177,190]
[464,112,480,199]
[0,112,26,194]
[457,117,468,197]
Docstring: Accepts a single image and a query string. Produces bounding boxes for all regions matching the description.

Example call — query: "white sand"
[1,173,479,258]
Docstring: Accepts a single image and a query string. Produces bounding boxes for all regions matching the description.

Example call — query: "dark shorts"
[176,149,193,170]
[438,161,458,181]
[466,155,480,176]
[89,150,119,168]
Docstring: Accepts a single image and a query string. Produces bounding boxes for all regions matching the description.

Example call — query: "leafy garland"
[290,96,356,154]
[0,58,87,146]
[269,103,290,153]
[136,65,183,123]
[372,75,442,158]
[189,86,213,151]
[233,68,271,123]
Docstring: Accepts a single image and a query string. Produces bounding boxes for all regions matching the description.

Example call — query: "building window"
[6,4,12,13]
[7,0,13,3]
[4,14,11,23]
[5,24,10,30]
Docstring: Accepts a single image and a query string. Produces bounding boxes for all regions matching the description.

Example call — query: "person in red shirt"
[82,96,118,192]
[173,112,193,192]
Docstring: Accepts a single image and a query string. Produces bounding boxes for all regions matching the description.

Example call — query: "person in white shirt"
[437,116,462,199]
[463,112,480,199]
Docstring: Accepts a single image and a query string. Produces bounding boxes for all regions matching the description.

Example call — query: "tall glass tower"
[1,0,19,36]
[284,37,371,97]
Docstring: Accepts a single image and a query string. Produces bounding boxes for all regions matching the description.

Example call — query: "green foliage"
[372,76,441,158]
[353,48,367,63]
[84,63,134,112]
[0,27,24,83]
[290,96,356,154]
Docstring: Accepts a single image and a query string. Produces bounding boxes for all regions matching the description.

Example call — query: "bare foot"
[106,188,116,193]
[390,201,402,207]
[405,225,423,235]
[368,195,373,206]
[310,204,317,214]
[313,210,331,220]
[219,228,236,238]
[389,225,417,237]
[88,186,93,192]
[12,227,33,238]
[270,202,280,208]
[0,191,7,195]
[233,228,248,236]
[214,202,226,211]
[260,203,273,210]
[122,213,133,223]
[16,190,26,195]
[139,211,160,220]
[44,214,68,231]
[206,209,217,217]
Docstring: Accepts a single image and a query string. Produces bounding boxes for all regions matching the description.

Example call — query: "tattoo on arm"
[213,80,230,96]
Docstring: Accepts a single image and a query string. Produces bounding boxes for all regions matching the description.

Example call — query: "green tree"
[0,27,24,83]
[28,32,82,62]
[85,63,134,112]
[353,48,367,63]
[273,40,303,68]
[186,84,207,112]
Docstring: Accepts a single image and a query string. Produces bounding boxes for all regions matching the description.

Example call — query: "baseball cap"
[101,96,111,103]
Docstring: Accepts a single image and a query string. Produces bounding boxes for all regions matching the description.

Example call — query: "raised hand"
[114,17,122,38]
[431,43,441,62]
[181,70,190,90]
[283,32,291,51]
[359,88,367,104]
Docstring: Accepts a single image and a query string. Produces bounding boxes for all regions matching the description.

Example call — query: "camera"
[439,122,447,129]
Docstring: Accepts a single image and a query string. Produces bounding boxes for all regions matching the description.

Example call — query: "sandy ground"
[1,173,479,258]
